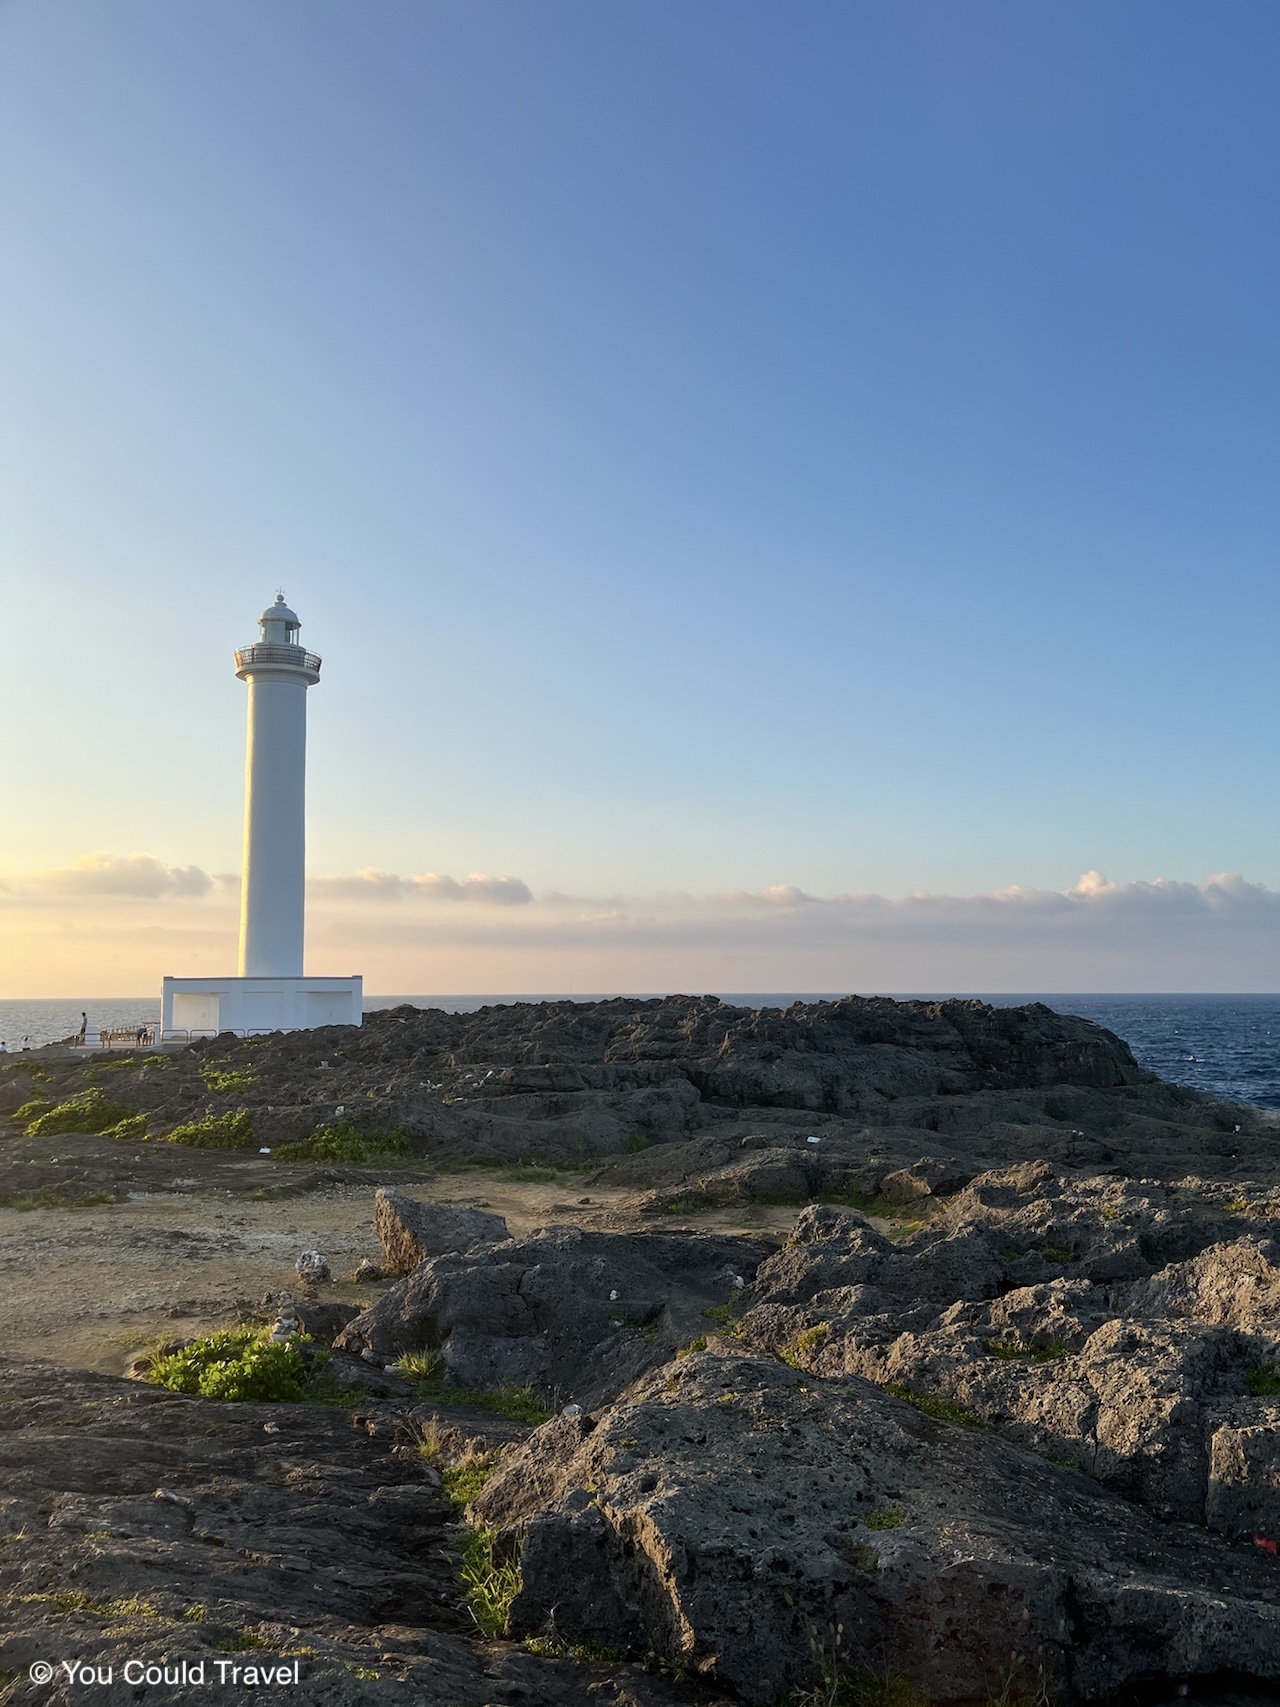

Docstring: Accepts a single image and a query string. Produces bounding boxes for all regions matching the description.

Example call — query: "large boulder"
[472,1345,1280,1706]
[374,1186,509,1273]
[335,1226,773,1408]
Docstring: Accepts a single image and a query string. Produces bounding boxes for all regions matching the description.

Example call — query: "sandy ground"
[0,1167,802,1376]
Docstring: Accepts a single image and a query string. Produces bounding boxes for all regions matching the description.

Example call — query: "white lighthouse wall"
[239,673,308,977]
[162,976,362,1039]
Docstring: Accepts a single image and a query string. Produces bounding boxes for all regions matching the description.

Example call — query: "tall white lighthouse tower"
[236,594,318,977]
[160,595,362,1039]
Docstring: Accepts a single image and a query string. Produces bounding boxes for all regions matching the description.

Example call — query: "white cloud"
[15,852,214,900]
[309,868,533,906]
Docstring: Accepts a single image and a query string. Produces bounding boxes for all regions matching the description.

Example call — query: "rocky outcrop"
[374,1186,509,1273]
[472,1344,1280,1705]
[732,1170,1280,1535]
[0,1357,720,1707]
[336,1226,771,1409]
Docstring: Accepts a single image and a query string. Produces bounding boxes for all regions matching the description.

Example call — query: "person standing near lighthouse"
[234,594,322,978]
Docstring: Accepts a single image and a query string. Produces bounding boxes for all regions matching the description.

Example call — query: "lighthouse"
[159,596,362,1039]
[236,594,319,977]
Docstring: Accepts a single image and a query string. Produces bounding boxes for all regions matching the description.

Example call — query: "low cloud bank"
[309,869,533,906]
[4,860,1278,992]
[4,852,214,900]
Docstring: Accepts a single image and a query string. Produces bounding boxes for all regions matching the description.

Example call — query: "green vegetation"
[1040,1246,1073,1264]
[781,1322,830,1368]
[525,1632,630,1663]
[147,1328,307,1402]
[883,1382,991,1429]
[861,1508,903,1531]
[986,1339,1069,1363]
[1245,1365,1280,1396]
[1,1187,121,1211]
[199,1063,261,1095]
[18,1590,159,1618]
[675,1336,708,1359]
[271,1119,411,1164]
[459,1526,521,1637]
[821,1192,903,1220]
[703,1301,742,1335]
[162,1109,255,1150]
[213,1630,271,1653]
[411,1415,505,1504]
[784,1630,930,1707]
[395,1349,554,1425]
[623,1129,653,1153]
[23,1090,138,1137]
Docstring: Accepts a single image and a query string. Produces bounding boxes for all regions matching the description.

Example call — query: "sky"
[2,0,1279,995]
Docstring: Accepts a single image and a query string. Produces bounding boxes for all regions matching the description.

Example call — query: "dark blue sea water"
[5,992,1280,1109]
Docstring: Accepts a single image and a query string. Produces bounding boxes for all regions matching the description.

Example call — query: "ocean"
[3,992,1279,1109]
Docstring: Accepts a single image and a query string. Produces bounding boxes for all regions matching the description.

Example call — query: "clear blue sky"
[2,2,1279,989]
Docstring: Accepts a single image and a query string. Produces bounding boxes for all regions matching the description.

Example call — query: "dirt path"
[0,1167,800,1375]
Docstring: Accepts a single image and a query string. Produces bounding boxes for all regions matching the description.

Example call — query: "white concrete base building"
[161,595,363,1040]
[161,975,362,1039]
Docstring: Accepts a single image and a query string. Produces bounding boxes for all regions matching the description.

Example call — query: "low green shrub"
[1245,1365,1280,1396]
[271,1119,411,1165]
[102,1113,149,1140]
[623,1130,653,1153]
[199,1064,261,1095]
[25,1091,137,1137]
[861,1508,903,1530]
[147,1329,307,1402]
[163,1109,256,1150]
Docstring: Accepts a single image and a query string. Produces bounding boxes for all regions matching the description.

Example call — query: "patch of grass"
[271,1119,411,1165]
[87,1057,143,1077]
[444,1455,502,1505]
[147,1328,308,1402]
[19,1590,108,1614]
[106,1596,161,1618]
[345,1666,381,1681]
[214,1630,271,1652]
[199,1064,261,1095]
[821,1192,902,1220]
[703,1301,742,1336]
[144,1054,174,1068]
[0,1187,121,1211]
[1246,1365,1280,1396]
[1100,1205,1119,1222]
[1229,1197,1252,1214]
[862,1508,903,1530]
[184,1604,207,1623]
[24,1090,137,1136]
[986,1339,1069,1363]
[459,1525,521,1637]
[784,1629,930,1707]
[624,1129,653,1153]
[883,1382,991,1429]
[497,1162,589,1185]
[781,1322,831,1368]
[525,1632,630,1663]
[1040,1246,1073,1264]
[162,1108,255,1150]
[675,1336,707,1359]
[841,1542,880,1573]
[396,1349,554,1425]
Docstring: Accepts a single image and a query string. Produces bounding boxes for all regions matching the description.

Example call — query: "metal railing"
[234,644,322,673]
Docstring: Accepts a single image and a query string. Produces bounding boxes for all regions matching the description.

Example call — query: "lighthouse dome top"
[260,594,300,628]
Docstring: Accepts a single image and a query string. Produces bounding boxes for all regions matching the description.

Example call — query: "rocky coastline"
[2,995,1280,1704]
